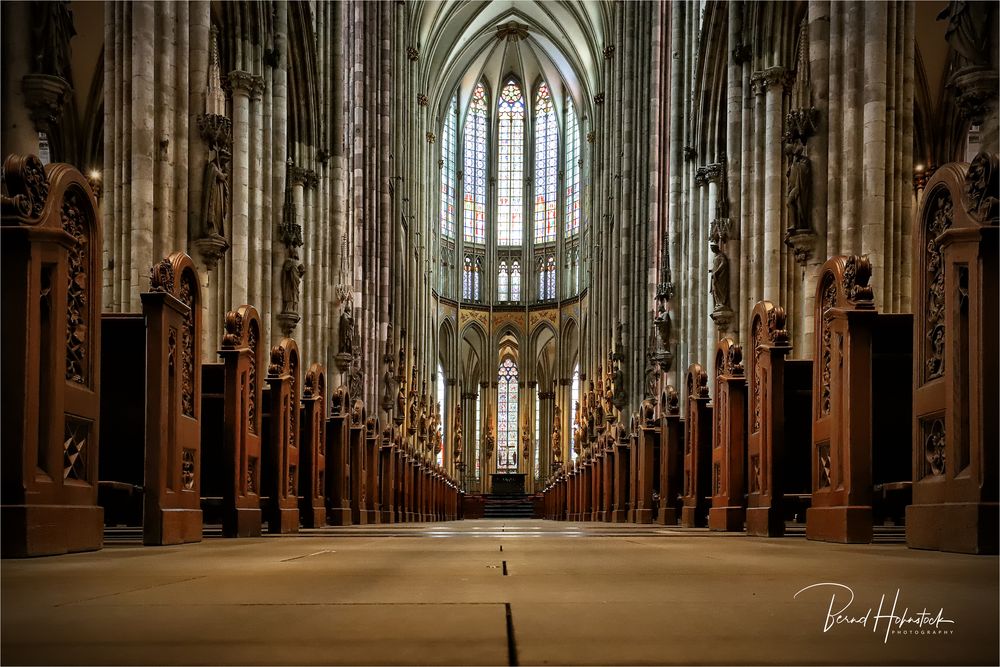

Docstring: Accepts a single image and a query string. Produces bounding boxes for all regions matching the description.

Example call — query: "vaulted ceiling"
[412,1,608,127]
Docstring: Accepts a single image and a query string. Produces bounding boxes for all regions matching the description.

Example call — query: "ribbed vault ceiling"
[413,0,607,126]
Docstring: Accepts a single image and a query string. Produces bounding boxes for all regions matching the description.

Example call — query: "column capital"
[228,70,265,98]
[751,66,792,95]
[288,164,318,188]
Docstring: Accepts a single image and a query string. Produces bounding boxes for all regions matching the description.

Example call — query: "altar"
[490,473,525,496]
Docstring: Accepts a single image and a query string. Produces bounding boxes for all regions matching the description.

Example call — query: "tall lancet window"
[564,98,581,237]
[534,82,558,244]
[570,365,580,463]
[440,95,458,240]
[436,363,446,466]
[464,84,488,245]
[497,358,519,472]
[497,79,525,246]
[510,261,521,301]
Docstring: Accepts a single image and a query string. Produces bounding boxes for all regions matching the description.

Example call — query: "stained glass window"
[534,82,558,244]
[534,390,540,474]
[440,95,458,240]
[538,256,556,300]
[511,261,521,302]
[538,257,545,299]
[473,257,481,300]
[463,256,482,301]
[497,79,524,246]
[497,358,519,472]
[570,365,580,463]
[463,84,488,245]
[546,256,556,299]
[463,256,473,300]
[564,98,581,237]
[436,363,446,466]
[475,392,481,479]
[498,261,509,301]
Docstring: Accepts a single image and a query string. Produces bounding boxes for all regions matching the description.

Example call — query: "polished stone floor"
[2,520,997,665]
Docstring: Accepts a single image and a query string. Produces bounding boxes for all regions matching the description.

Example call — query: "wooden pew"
[261,338,301,533]
[199,360,226,526]
[379,426,397,523]
[634,415,658,525]
[709,338,746,531]
[98,313,146,528]
[326,387,352,525]
[201,305,265,537]
[681,364,712,528]
[348,400,368,524]
[597,433,612,522]
[613,426,631,523]
[364,417,381,524]
[746,301,813,537]
[299,364,327,528]
[97,252,204,546]
[807,254,913,543]
[907,154,998,554]
[655,387,683,526]
[2,155,104,557]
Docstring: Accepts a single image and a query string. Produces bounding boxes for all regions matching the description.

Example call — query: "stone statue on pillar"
[281,247,305,315]
[201,145,230,239]
[784,141,811,232]
[338,296,355,355]
[484,422,495,458]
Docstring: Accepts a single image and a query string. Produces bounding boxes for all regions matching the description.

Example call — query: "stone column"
[861,1,888,306]
[228,70,262,310]
[761,67,788,304]
[1,2,39,157]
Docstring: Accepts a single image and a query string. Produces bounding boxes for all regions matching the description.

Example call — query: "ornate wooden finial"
[149,258,175,293]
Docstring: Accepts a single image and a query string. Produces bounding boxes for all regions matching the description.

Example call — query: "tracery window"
[497,358,519,472]
[564,98,581,237]
[538,256,556,300]
[447,79,584,306]
[498,261,510,301]
[497,79,524,246]
[463,255,482,301]
[534,82,557,245]
[440,95,458,240]
[463,83,488,245]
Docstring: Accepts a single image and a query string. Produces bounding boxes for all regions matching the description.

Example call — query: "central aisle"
[3,520,996,666]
